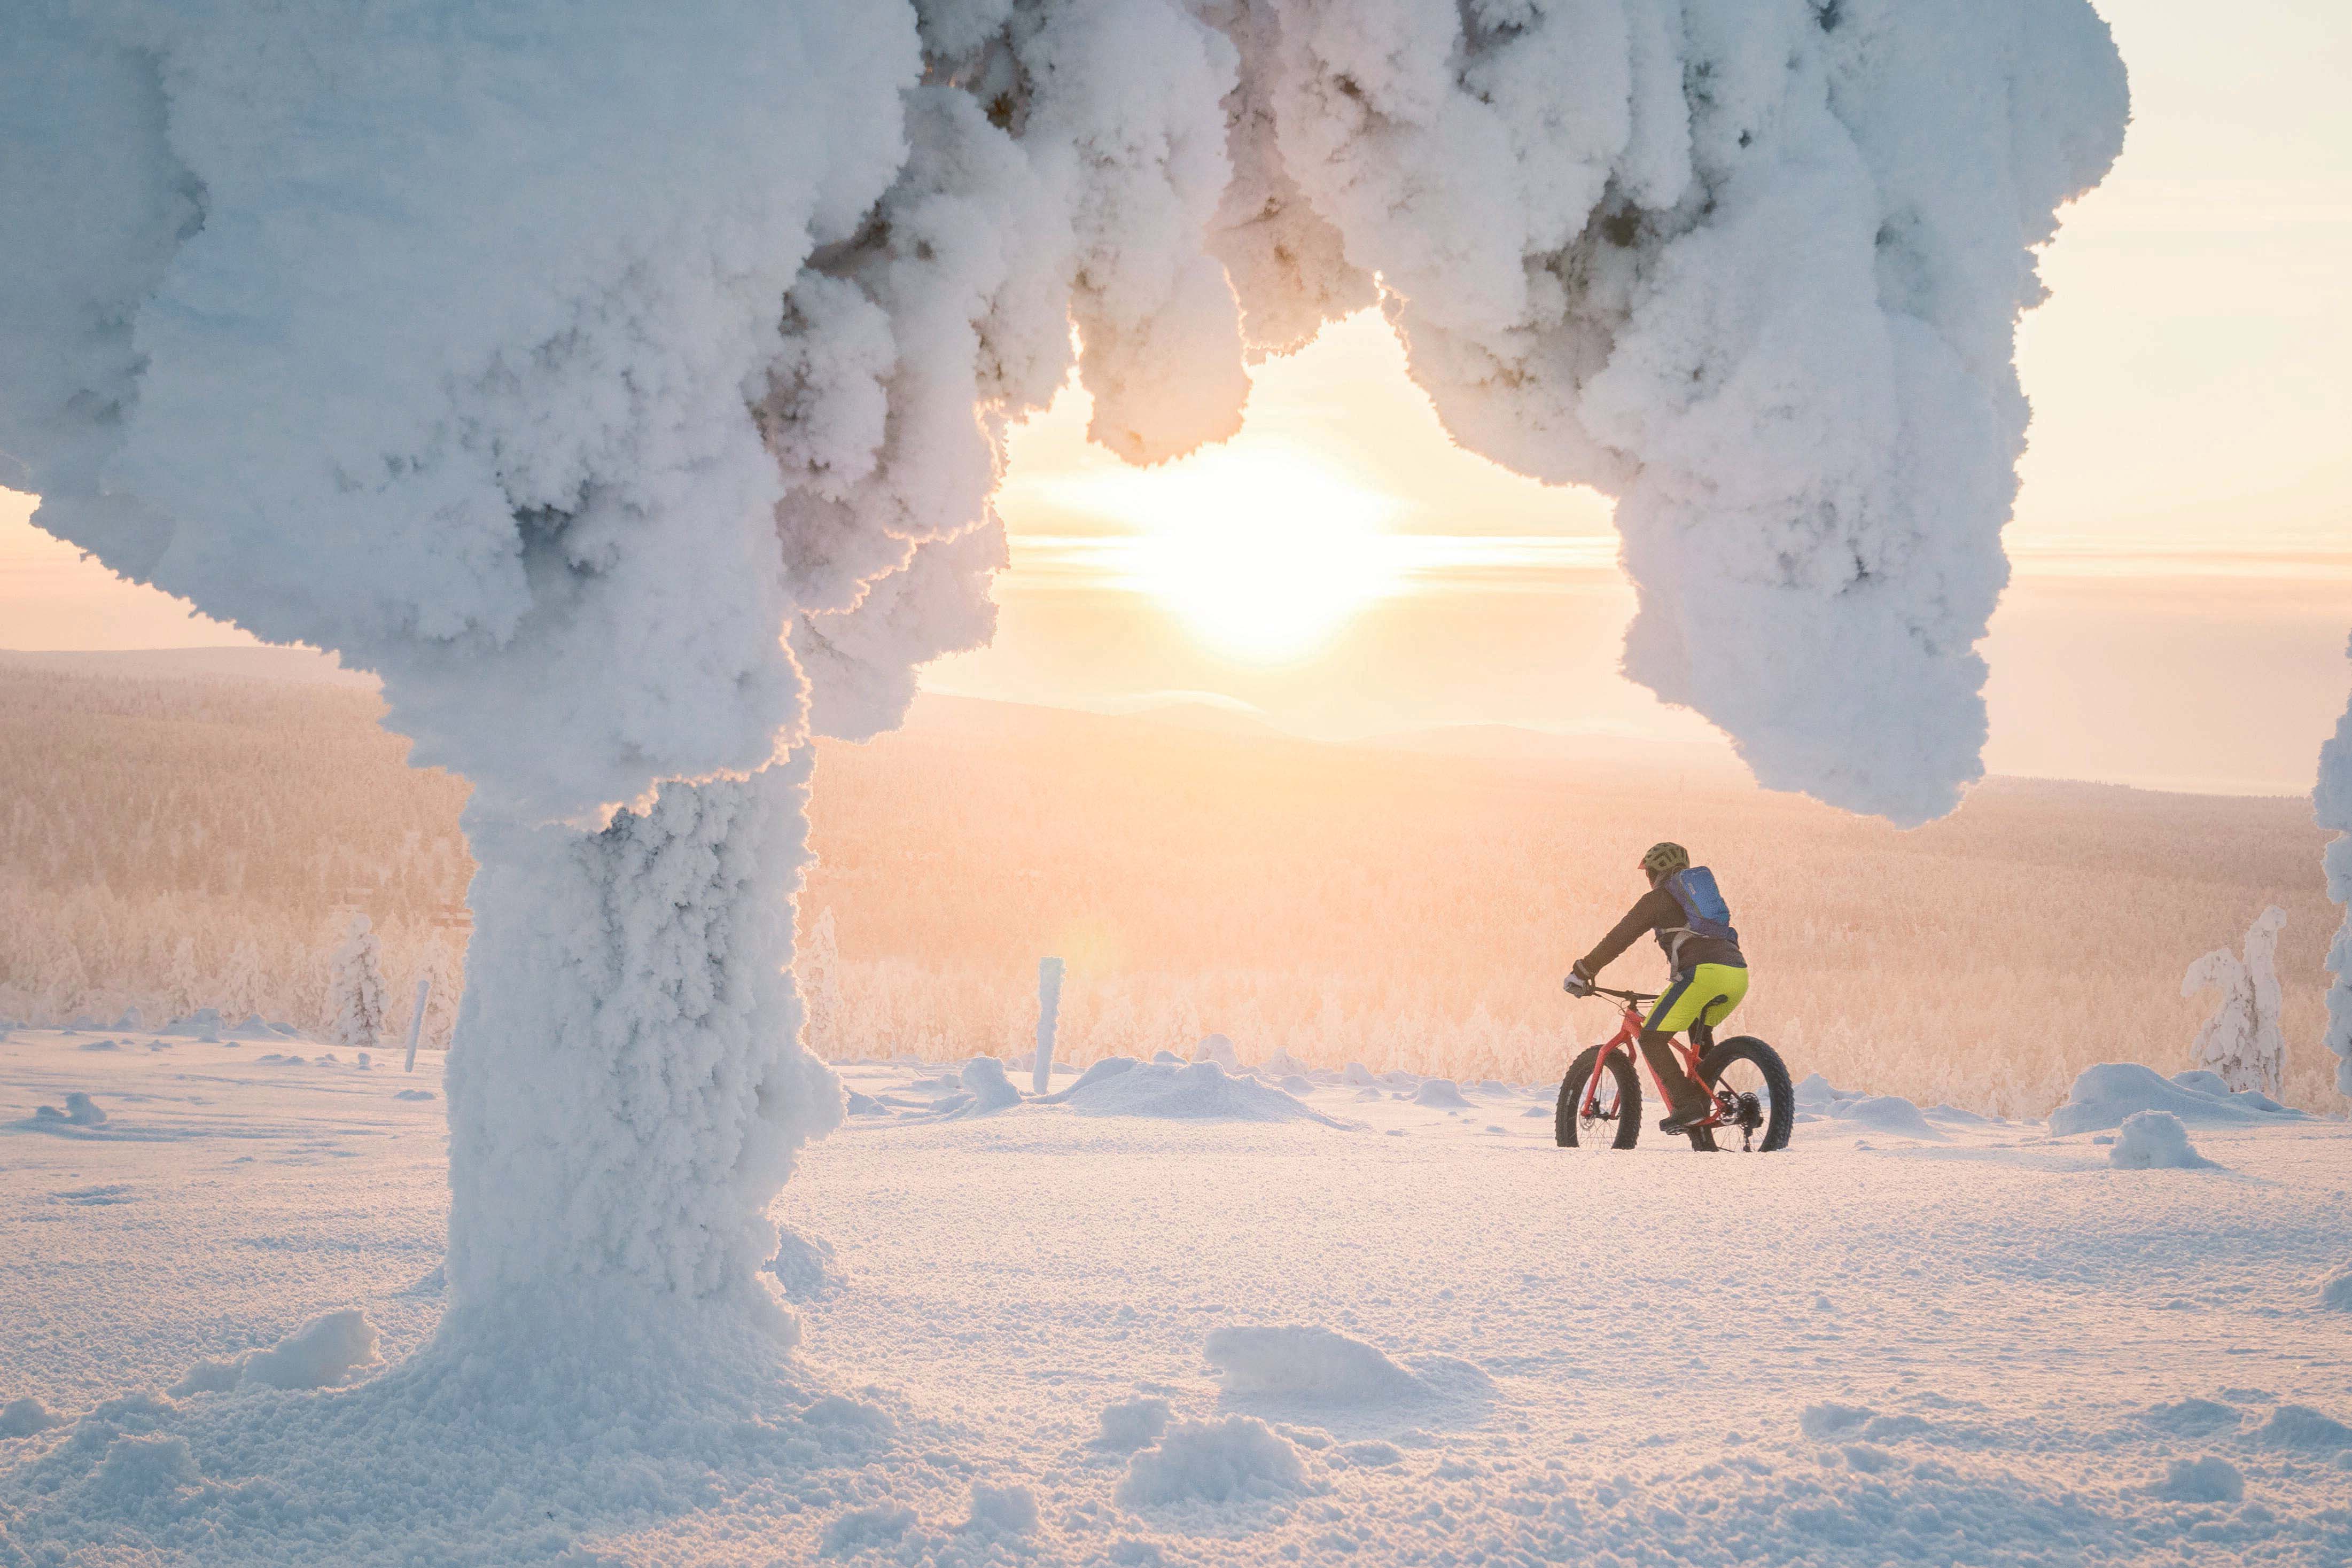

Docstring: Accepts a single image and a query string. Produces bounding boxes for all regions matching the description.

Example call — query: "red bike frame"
[1578,991,1723,1128]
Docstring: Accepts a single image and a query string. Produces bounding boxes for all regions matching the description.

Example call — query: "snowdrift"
[2049,1064,2309,1137]
[1046,1059,1346,1126]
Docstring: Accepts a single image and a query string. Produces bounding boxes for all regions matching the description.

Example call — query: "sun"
[1035,441,1406,662]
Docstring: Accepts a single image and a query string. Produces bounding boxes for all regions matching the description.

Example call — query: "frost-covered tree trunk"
[2318,637,2352,1099]
[442,758,839,1335]
[324,912,388,1050]
[2183,907,2288,1098]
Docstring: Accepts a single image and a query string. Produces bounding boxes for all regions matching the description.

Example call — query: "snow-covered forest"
[5,663,2337,1116]
[0,662,469,1046]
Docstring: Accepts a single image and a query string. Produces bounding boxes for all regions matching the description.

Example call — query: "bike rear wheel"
[1694,1036,1794,1152]
[1556,1045,1640,1150]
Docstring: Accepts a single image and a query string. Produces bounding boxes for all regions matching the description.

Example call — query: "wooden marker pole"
[403,977,431,1073]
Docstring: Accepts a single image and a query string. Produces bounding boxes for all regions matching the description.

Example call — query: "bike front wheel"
[1693,1036,1794,1152]
[1556,1045,1640,1150]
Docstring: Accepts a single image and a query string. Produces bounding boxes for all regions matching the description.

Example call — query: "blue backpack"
[1663,867,1739,953]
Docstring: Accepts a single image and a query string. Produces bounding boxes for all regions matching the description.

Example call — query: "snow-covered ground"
[5,1025,2351,1564]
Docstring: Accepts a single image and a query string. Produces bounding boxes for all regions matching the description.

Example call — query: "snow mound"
[2141,1399,2239,1435]
[393,1089,435,1102]
[2321,1268,2352,1313]
[1042,1057,1140,1099]
[1,1397,64,1438]
[1191,1034,1239,1071]
[1831,1095,1939,1139]
[766,1227,845,1303]
[1053,1061,1345,1127]
[1277,1074,1314,1095]
[1342,1063,1377,1087]
[1208,1325,1419,1403]
[1202,1325,1489,1409]
[92,1433,197,1502]
[822,1503,915,1554]
[37,1093,107,1127]
[1412,1079,1473,1109]
[169,1309,380,1397]
[2152,1455,2242,1503]
[2256,1405,2352,1452]
[2050,1064,2306,1136]
[965,1480,1037,1535]
[1094,1396,1172,1453]
[2109,1111,2215,1171]
[1115,1416,1304,1507]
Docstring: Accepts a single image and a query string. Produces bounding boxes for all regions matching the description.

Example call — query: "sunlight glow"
[1033,442,1409,662]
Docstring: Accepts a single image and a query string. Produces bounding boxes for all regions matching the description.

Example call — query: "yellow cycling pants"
[1646,963,1749,1036]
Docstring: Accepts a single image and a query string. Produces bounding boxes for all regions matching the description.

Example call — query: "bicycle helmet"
[1639,841,1690,878]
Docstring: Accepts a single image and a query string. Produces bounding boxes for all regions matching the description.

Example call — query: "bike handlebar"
[1584,984,1657,1007]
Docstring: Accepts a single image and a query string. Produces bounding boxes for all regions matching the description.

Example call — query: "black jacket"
[1578,883,1746,980]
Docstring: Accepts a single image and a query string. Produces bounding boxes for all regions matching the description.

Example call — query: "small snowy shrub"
[1116,1416,1304,1507]
[323,914,387,1051]
[2109,1111,2211,1171]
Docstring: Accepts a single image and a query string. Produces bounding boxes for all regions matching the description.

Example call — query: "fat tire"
[1556,1046,1640,1150]
[1697,1035,1795,1152]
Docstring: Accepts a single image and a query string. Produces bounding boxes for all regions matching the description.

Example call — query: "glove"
[1562,968,1594,997]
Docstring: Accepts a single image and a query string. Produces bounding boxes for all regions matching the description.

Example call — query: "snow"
[2050,1063,2310,1137]
[1114,1416,1306,1507]
[4,1027,2352,1562]
[1046,1058,1346,1126]
[1204,1325,1421,1403]
[170,1309,380,1397]
[1095,1396,1174,1453]
[2108,1111,2215,1172]
[2151,1454,2242,1503]
[1409,1078,1473,1109]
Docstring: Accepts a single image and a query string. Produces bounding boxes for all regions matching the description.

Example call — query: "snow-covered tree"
[2183,906,2288,1098]
[324,912,387,1050]
[163,935,201,1018]
[2319,636,2352,1099]
[799,906,843,1060]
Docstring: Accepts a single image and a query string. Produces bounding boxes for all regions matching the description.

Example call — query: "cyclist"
[1563,841,1748,1137]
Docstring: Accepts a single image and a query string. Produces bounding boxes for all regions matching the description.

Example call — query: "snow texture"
[2319,636,2352,1098]
[2183,906,2289,1098]
[0,0,2125,1382]
[2107,1111,2214,1172]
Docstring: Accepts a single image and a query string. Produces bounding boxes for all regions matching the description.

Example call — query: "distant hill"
[0,645,376,688]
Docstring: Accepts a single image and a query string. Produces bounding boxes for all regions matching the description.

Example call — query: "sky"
[3,0,2347,797]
